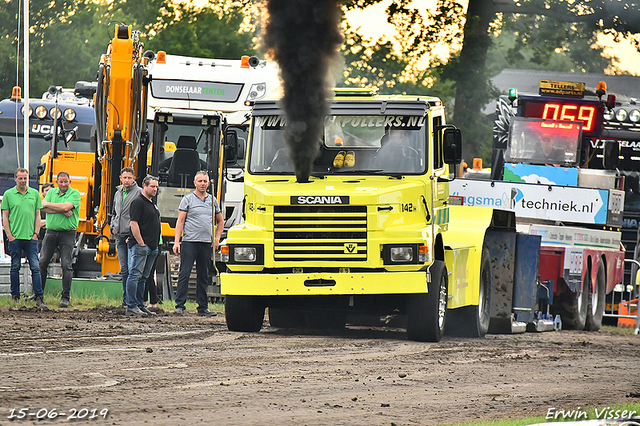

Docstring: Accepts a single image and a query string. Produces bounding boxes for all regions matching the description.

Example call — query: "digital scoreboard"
[519,96,602,137]
[516,80,604,137]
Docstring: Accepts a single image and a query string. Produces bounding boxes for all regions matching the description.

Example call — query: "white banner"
[449,179,610,225]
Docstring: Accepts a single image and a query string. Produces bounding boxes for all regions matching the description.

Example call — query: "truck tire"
[446,248,491,337]
[269,308,304,329]
[407,260,447,342]
[558,275,589,330]
[585,260,606,331]
[225,295,265,332]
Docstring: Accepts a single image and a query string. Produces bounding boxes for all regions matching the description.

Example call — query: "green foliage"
[0,0,258,98]
[344,0,640,161]
[145,1,256,59]
[340,25,410,91]
[488,14,618,74]
[338,23,456,121]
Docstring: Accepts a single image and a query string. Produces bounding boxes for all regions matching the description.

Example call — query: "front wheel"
[225,295,265,332]
[406,260,448,342]
[585,260,606,331]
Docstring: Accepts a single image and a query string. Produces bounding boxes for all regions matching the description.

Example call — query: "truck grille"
[273,205,367,262]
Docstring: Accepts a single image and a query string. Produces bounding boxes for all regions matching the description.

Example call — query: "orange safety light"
[241,55,250,69]
[597,81,607,94]
[11,86,22,100]
[472,158,482,170]
[334,137,343,146]
[418,245,429,262]
[220,245,230,262]
[156,51,166,64]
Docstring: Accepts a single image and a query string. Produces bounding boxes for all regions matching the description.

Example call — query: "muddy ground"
[0,306,639,426]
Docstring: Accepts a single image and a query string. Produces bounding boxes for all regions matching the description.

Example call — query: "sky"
[344,0,640,76]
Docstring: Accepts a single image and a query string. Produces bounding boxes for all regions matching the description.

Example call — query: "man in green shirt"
[1,168,46,308]
[39,171,81,308]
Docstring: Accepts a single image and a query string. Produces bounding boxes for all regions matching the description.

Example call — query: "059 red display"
[522,99,600,133]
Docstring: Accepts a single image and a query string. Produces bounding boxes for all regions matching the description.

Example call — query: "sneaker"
[175,307,186,315]
[35,296,48,309]
[58,298,69,308]
[11,294,20,303]
[139,306,157,316]
[197,309,217,317]
[126,306,145,316]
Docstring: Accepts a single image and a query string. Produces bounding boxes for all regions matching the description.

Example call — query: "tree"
[0,0,258,98]
[145,0,256,59]
[486,19,618,75]
[339,20,457,120]
[345,0,640,160]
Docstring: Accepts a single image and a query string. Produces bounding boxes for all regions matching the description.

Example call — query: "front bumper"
[220,271,429,296]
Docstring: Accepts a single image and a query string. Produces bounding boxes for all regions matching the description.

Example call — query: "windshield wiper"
[331,169,405,178]
[369,170,404,179]
[334,169,382,174]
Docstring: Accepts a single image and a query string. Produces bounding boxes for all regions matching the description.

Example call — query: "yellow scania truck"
[221,91,546,342]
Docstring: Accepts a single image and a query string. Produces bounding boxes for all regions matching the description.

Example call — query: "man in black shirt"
[125,175,160,316]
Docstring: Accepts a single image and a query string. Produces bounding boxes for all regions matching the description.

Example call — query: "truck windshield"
[506,117,581,166]
[249,115,427,175]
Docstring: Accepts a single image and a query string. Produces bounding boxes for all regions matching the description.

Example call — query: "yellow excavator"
[39,25,150,276]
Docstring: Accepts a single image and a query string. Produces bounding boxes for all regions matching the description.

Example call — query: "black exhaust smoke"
[264,0,343,183]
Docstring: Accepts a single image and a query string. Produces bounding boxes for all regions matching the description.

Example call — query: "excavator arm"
[93,24,150,272]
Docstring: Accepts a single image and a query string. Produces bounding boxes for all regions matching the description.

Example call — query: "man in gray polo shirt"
[173,170,224,316]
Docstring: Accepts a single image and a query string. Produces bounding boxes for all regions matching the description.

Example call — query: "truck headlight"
[228,244,264,264]
[235,247,257,262]
[391,247,413,262]
[382,244,420,265]
[246,82,267,102]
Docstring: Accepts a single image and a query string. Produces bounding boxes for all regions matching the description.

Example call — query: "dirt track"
[0,306,639,426]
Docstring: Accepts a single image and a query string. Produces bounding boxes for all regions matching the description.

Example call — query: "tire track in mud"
[1,308,639,425]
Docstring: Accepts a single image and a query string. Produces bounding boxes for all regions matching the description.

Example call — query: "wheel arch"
[584,254,593,293]
[434,233,445,262]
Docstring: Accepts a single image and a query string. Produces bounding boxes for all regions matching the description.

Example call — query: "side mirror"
[225,130,239,164]
[0,137,4,149]
[603,141,620,170]
[443,128,462,165]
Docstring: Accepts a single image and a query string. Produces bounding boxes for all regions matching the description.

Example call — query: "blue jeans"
[175,241,212,312]
[8,239,43,296]
[39,229,75,300]
[116,235,130,304]
[125,244,158,309]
